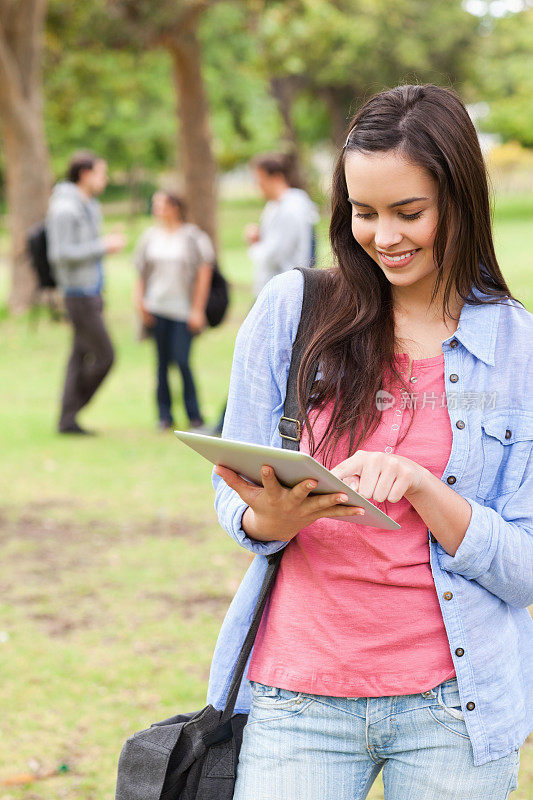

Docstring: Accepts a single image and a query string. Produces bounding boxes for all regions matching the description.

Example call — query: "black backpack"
[27,223,56,289]
[205,261,229,328]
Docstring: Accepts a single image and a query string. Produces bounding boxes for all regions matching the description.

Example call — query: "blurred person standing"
[46,151,125,435]
[134,191,214,431]
[246,153,320,296]
[211,154,319,438]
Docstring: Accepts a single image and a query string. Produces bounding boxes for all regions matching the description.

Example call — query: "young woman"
[209,85,532,799]
[135,191,214,430]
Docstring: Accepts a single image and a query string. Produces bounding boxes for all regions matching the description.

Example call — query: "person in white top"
[134,191,214,430]
[246,154,320,296]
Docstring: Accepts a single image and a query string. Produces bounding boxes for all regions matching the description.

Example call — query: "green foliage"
[254,0,479,100]
[476,8,533,147]
[199,3,285,169]
[44,45,176,175]
[42,0,485,177]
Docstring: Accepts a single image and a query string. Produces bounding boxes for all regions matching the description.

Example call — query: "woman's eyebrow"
[348,196,429,208]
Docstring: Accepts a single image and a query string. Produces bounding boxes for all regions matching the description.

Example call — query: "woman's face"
[344,149,439,292]
[151,192,167,219]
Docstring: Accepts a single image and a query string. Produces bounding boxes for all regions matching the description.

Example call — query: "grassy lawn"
[0,194,531,799]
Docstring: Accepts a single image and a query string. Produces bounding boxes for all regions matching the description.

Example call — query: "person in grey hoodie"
[245,153,320,296]
[46,151,125,434]
[211,153,320,437]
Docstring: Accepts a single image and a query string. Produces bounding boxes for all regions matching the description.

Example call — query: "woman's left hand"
[187,308,207,334]
[331,450,428,504]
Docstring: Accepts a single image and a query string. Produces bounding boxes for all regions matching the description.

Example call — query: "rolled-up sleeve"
[438,449,533,608]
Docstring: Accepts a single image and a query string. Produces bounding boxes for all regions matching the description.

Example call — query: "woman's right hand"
[141,307,156,328]
[214,464,365,543]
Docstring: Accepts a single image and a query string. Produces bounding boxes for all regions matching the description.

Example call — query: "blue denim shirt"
[208,269,533,766]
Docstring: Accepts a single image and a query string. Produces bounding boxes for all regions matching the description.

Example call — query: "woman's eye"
[353,210,423,221]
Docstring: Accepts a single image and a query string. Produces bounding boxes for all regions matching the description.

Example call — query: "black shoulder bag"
[115,267,322,800]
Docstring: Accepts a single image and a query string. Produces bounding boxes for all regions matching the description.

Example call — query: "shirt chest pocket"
[478,410,533,501]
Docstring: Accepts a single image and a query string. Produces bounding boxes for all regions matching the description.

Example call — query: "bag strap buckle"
[278,416,301,443]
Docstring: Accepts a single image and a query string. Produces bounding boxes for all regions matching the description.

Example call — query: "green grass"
[0,194,531,799]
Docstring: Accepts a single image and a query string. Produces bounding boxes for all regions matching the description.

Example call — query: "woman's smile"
[376,247,422,268]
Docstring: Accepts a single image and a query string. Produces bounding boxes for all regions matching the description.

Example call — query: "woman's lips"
[377,248,421,268]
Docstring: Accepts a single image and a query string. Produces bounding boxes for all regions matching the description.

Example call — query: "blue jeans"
[153,315,202,424]
[233,678,520,800]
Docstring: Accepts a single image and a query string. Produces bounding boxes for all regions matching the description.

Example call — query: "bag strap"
[278,266,323,450]
[221,267,322,722]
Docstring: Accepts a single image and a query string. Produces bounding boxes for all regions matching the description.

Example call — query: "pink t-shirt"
[248,353,456,697]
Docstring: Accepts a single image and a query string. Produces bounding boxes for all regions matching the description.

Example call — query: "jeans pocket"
[438,696,465,721]
[427,680,469,739]
[428,705,469,739]
[249,681,305,709]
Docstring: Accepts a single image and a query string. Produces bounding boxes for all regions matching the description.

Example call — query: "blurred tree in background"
[0,0,51,311]
[249,0,479,146]
[0,0,532,310]
[47,0,219,248]
[476,5,533,146]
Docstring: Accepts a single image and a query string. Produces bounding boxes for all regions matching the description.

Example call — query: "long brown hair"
[298,84,515,466]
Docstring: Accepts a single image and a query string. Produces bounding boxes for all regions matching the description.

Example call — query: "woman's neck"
[161,218,182,232]
[392,274,464,326]
[392,276,464,358]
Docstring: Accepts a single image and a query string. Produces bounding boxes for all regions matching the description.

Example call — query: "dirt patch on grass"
[144,590,235,619]
[0,501,221,638]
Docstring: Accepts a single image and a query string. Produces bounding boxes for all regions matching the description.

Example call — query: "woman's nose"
[374,222,403,250]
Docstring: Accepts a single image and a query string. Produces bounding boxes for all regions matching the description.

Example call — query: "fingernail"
[307,481,316,489]
[262,467,270,477]
[337,494,348,503]
[355,509,365,515]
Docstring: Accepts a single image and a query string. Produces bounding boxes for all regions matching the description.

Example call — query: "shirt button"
[447,475,457,485]
[450,339,459,348]
[385,446,393,453]
[456,420,465,429]
[466,702,476,711]
[449,374,459,383]
[395,409,402,416]
[391,424,399,430]
[410,376,417,383]
[505,429,512,440]
[443,591,453,600]
[455,647,465,657]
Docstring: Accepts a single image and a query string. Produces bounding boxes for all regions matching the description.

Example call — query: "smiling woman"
[209,84,532,800]
[346,152,438,280]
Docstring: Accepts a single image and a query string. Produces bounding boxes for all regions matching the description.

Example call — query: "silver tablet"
[175,430,400,531]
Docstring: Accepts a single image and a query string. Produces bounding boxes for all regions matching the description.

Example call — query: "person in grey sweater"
[46,151,125,434]
[245,153,320,296]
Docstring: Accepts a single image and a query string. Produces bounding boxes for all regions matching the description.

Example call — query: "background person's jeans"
[153,315,202,424]
[233,678,520,800]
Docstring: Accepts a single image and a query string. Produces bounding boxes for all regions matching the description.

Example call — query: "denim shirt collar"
[451,289,502,367]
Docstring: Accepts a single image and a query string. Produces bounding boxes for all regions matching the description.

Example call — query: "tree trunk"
[269,76,307,190]
[0,0,52,312]
[320,86,354,149]
[168,22,218,251]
